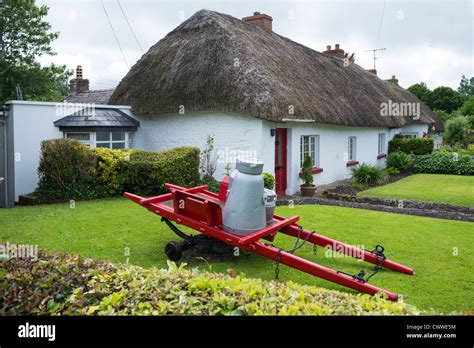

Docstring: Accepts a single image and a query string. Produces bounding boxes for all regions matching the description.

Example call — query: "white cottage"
[109,10,442,196]
[0,10,443,207]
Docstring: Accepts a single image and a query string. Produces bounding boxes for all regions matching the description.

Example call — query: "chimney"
[69,65,89,93]
[242,12,273,31]
[366,69,377,76]
[323,43,345,59]
[386,74,399,85]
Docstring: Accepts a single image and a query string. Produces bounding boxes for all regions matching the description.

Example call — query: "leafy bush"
[350,182,366,190]
[35,139,99,203]
[386,151,414,172]
[35,139,200,202]
[119,147,200,197]
[415,151,474,175]
[300,156,314,186]
[443,115,471,148]
[388,138,434,155]
[263,172,275,190]
[0,250,424,316]
[350,163,386,185]
[199,175,220,193]
[92,147,128,196]
[386,167,400,176]
[468,144,474,156]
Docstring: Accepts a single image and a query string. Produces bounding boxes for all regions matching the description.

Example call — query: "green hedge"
[0,250,424,316]
[414,150,474,175]
[119,147,200,197]
[35,139,200,203]
[388,138,434,155]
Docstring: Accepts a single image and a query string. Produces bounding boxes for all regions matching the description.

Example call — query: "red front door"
[275,128,287,196]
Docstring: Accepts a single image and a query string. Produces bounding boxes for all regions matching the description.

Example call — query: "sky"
[37,0,473,91]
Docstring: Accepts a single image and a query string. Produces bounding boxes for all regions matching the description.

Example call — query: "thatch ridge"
[109,9,440,129]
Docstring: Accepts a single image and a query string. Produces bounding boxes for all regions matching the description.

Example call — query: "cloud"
[37,0,472,90]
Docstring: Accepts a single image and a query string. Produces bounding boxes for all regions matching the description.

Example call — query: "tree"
[433,109,451,123]
[0,0,71,103]
[430,86,464,113]
[0,0,58,66]
[459,96,474,116]
[407,82,432,105]
[443,115,471,148]
[458,75,474,100]
[0,62,70,102]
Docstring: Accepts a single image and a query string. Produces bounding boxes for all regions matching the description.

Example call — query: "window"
[401,132,417,138]
[348,136,357,161]
[300,135,320,168]
[65,131,131,149]
[66,132,91,146]
[96,131,127,149]
[378,133,386,154]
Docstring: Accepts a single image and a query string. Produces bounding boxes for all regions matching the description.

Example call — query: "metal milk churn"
[222,158,266,235]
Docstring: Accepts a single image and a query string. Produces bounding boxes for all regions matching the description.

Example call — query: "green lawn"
[358,174,474,207]
[1,198,473,313]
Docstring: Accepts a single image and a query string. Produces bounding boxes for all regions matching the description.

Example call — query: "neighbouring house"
[0,10,443,207]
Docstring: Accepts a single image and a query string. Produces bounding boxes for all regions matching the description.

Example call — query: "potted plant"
[300,155,316,197]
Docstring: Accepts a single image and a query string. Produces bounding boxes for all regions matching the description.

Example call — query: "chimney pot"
[76,65,83,79]
[392,75,396,79]
[323,44,345,59]
[69,64,89,93]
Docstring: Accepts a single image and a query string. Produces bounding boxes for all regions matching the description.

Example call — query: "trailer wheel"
[165,241,183,262]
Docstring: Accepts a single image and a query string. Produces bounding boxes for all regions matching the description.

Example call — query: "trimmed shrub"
[35,139,99,203]
[386,151,414,171]
[415,151,474,175]
[350,163,386,185]
[119,147,200,197]
[35,139,200,203]
[92,147,128,196]
[388,138,434,155]
[0,249,424,316]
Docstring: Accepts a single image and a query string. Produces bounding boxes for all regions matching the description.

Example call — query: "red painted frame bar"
[139,185,209,205]
[251,241,398,301]
[277,218,414,275]
[237,215,300,245]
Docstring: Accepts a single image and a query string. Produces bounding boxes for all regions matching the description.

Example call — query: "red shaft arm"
[250,241,398,301]
[281,224,414,275]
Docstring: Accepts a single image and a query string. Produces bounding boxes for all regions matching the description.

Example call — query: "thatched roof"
[109,10,441,129]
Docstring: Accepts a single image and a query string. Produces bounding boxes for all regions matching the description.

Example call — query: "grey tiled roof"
[54,108,139,129]
[65,88,115,104]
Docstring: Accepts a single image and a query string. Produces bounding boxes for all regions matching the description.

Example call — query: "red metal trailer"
[124,181,414,301]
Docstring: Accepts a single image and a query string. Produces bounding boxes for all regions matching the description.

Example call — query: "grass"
[357,174,474,207]
[0,198,473,313]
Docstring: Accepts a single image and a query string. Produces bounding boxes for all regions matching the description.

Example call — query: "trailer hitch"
[337,244,387,283]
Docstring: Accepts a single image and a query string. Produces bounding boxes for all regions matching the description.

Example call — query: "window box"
[346,160,359,167]
[377,153,387,159]
[299,167,323,177]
